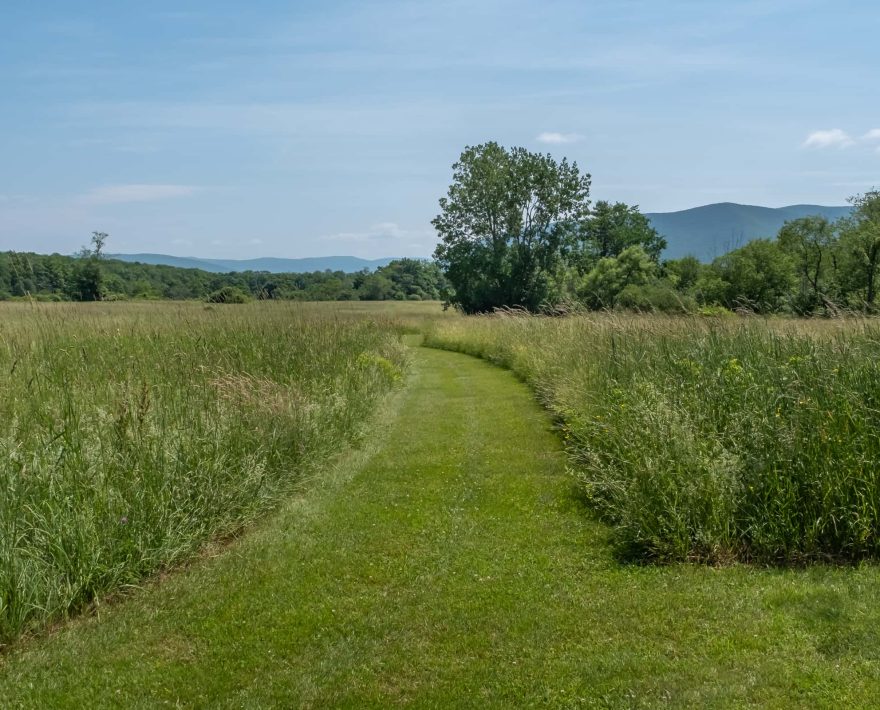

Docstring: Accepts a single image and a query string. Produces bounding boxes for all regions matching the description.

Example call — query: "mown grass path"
[2,345,880,707]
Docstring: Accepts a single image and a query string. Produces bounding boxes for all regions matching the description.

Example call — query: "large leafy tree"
[576,200,666,269]
[432,142,591,312]
[777,215,837,312]
[578,245,658,309]
[663,255,702,292]
[711,239,794,312]
[69,231,108,302]
[837,190,880,309]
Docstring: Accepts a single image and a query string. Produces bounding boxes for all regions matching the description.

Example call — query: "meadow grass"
[425,312,880,563]
[4,341,880,707]
[0,300,408,643]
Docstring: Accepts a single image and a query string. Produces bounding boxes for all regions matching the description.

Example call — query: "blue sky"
[1,0,878,259]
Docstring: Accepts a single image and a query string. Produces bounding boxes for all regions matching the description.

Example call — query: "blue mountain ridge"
[108,203,855,271]
[645,202,853,262]
[108,254,399,273]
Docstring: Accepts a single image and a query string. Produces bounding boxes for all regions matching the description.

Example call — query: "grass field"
[0,301,407,643]
[2,301,880,706]
[425,312,880,563]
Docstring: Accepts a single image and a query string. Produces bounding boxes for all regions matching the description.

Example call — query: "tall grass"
[425,313,880,564]
[0,301,406,642]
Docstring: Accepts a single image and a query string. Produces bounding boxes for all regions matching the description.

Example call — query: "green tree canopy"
[711,239,794,312]
[432,142,591,313]
[777,215,837,312]
[663,255,702,292]
[68,231,108,302]
[837,190,880,308]
[576,200,666,269]
[578,245,658,309]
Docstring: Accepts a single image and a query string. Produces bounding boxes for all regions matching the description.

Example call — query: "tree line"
[0,239,445,303]
[6,141,877,314]
[434,142,880,314]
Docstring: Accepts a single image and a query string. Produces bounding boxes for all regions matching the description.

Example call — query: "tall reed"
[0,301,406,642]
[425,313,880,563]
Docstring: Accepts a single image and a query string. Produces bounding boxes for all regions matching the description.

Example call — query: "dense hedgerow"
[0,301,406,642]
[425,313,880,563]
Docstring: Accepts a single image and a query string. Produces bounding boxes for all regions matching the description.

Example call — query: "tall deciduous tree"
[432,142,591,312]
[69,231,108,301]
[577,200,667,268]
[579,245,658,309]
[711,239,794,312]
[837,190,880,309]
[777,215,837,312]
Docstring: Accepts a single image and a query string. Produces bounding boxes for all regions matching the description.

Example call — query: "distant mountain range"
[646,203,853,262]
[108,203,854,272]
[108,254,399,273]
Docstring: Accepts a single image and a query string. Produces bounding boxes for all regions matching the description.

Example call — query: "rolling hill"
[646,203,853,262]
[109,203,853,271]
[108,254,399,273]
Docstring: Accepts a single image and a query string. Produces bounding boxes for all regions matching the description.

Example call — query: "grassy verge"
[0,301,406,643]
[424,312,880,563]
[2,344,879,707]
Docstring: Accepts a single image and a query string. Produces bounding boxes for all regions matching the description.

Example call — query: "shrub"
[205,286,251,304]
[616,283,695,313]
[696,304,735,317]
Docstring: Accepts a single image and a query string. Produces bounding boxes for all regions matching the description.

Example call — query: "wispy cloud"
[829,180,879,188]
[802,129,854,149]
[69,100,454,139]
[68,136,161,154]
[78,184,199,205]
[537,132,583,145]
[322,222,430,244]
[864,129,880,141]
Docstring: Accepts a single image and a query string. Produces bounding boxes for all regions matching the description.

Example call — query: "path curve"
[4,346,871,707]
[0,346,601,707]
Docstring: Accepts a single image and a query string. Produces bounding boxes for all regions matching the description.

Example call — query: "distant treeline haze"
[0,250,445,303]
[5,174,878,313]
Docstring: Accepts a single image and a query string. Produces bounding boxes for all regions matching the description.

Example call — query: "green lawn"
[2,344,879,707]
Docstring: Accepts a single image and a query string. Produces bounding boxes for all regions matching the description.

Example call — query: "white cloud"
[802,129,854,149]
[323,222,407,243]
[322,222,433,245]
[370,222,407,238]
[864,129,880,141]
[537,132,583,145]
[78,184,199,205]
